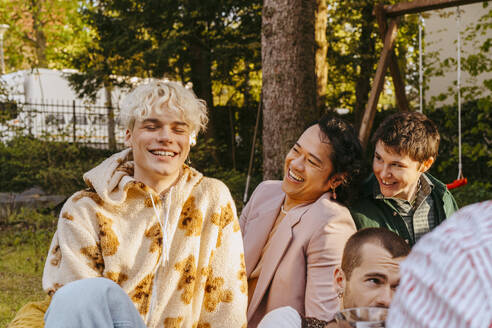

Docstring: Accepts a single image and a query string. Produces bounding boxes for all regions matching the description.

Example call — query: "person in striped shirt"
[387,200,492,327]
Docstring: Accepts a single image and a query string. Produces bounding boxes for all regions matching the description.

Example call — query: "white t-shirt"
[258,306,302,328]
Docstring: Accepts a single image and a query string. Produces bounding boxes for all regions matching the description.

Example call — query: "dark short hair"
[317,115,363,206]
[341,228,411,280]
[371,112,440,162]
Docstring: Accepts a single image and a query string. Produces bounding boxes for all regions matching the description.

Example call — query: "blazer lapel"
[247,204,309,319]
[244,208,279,276]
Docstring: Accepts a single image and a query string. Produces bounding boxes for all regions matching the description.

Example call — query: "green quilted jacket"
[349,173,458,245]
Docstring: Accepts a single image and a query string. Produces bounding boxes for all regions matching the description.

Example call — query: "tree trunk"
[189,42,213,111]
[104,82,116,151]
[189,40,220,164]
[29,0,47,67]
[262,0,317,180]
[315,0,328,114]
[25,0,48,67]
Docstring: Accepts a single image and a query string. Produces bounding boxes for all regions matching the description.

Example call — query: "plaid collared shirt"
[374,175,435,243]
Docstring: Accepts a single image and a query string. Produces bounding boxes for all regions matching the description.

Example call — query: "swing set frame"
[359,0,487,150]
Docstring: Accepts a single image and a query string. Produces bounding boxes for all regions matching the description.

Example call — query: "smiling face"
[281,125,335,207]
[338,242,405,309]
[125,108,191,193]
[373,141,433,201]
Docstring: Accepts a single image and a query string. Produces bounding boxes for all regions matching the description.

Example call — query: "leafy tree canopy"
[0,0,91,71]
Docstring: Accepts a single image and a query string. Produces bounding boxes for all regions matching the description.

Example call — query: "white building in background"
[1,68,125,105]
[0,68,131,145]
[424,3,491,107]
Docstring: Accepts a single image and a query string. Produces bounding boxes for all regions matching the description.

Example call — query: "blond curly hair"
[120,80,208,136]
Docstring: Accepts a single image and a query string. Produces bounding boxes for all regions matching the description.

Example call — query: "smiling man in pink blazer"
[240,115,363,327]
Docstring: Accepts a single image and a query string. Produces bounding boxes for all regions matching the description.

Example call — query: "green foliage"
[68,0,261,103]
[427,98,492,190]
[450,181,492,207]
[325,0,419,121]
[0,136,112,194]
[0,0,92,70]
[0,101,18,123]
[0,80,19,123]
[190,137,262,208]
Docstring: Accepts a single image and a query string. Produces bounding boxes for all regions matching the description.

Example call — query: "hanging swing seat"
[446,177,467,190]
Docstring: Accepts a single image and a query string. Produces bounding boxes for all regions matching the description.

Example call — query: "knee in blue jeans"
[53,278,125,305]
[45,277,146,328]
[58,277,118,292]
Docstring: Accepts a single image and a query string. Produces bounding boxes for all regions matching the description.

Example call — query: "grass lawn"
[0,209,56,327]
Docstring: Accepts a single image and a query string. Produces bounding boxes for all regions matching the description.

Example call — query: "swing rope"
[456,6,463,180]
[418,9,466,189]
[447,6,467,190]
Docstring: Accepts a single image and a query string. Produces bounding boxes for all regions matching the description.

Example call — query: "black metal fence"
[0,99,125,149]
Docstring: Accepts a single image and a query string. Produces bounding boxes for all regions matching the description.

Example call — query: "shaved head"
[342,228,410,280]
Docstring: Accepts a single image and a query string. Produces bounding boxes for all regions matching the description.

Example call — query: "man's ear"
[419,157,434,173]
[124,129,132,148]
[334,266,346,294]
[328,172,348,190]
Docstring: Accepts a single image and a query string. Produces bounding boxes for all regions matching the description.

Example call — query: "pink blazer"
[240,181,356,327]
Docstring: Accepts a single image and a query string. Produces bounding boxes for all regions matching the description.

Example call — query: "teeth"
[289,169,304,182]
[382,180,393,185]
[151,150,175,157]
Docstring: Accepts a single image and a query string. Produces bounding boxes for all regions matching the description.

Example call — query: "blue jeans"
[44,277,147,328]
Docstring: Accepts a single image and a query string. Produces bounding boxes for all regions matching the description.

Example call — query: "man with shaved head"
[334,227,410,310]
[258,228,410,328]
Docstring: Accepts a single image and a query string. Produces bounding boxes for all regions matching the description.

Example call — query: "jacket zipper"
[146,187,173,324]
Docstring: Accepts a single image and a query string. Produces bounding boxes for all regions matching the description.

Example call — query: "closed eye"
[173,127,186,134]
[172,123,189,134]
[308,158,321,168]
[144,124,157,130]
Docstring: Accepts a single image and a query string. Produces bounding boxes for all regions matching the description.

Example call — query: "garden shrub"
[0,136,112,194]
[451,181,492,207]
[426,99,492,206]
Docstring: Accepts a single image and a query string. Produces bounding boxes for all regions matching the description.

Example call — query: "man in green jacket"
[350,112,458,245]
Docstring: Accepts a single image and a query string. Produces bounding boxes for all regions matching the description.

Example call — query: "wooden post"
[228,106,237,170]
[359,0,487,150]
[384,0,486,17]
[72,100,76,144]
[375,5,410,112]
[243,100,262,204]
[359,18,399,149]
